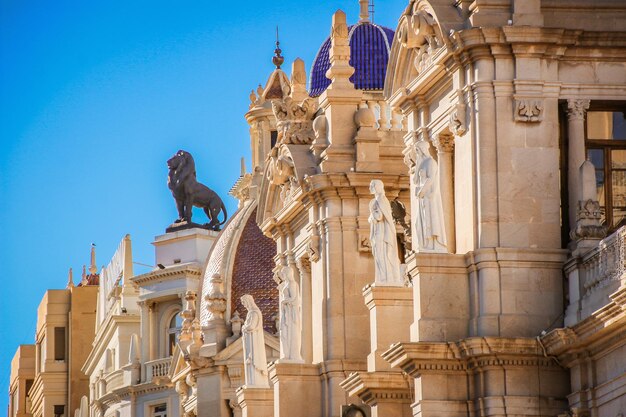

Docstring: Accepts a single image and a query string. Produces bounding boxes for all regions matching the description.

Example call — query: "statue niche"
[167,150,228,231]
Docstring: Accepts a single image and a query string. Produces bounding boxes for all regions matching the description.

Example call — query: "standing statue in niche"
[368,180,404,286]
[241,295,269,388]
[278,266,303,362]
[167,150,228,231]
[414,140,447,252]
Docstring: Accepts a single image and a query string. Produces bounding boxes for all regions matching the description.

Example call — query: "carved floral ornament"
[271,97,318,145]
[515,98,544,123]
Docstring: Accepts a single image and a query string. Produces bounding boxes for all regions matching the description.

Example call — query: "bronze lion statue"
[167,150,227,231]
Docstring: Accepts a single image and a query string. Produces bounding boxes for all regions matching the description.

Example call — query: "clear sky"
[0,0,406,409]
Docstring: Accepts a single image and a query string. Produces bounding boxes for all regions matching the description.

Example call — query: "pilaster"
[236,386,274,417]
[269,362,322,417]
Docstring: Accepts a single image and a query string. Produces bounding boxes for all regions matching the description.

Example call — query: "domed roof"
[309,22,394,97]
[199,200,277,333]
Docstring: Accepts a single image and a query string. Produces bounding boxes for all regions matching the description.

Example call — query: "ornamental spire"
[272,26,284,69]
[359,0,369,22]
[89,243,97,275]
[67,268,74,288]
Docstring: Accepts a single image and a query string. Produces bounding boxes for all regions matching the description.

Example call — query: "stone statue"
[241,294,269,387]
[167,150,228,231]
[278,266,303,362]
[368,180,404,286]
[414,140,447,252]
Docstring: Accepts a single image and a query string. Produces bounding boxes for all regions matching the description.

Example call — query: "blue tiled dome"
[309,22,394,97]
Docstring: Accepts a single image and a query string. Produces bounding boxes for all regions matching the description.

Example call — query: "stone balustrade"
[103,368,124,393]
[565,226,626,326]
[145,357,171,383]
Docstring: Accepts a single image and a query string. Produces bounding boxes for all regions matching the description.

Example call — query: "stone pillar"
[432,132,456,253]
[364,285,413,371]
[317,10,363,172]
[236,386,274,417]
[567,99,591,230]
[269,362,322,417]
[138,301,149,379]
[341,285,413,417]
[148,302,157,360]
[197,369,230,417]
[296,257,313,363]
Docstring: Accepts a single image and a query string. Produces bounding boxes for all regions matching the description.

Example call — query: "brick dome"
[199,200,277,333]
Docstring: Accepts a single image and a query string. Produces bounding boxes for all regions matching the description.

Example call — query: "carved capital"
[567,99,591,121]
[515,99,543,123]
[431,133,455,153]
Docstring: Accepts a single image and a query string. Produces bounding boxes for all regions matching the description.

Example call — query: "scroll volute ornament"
[398,4,442,74]
[272,97,318,145]
[267,145,295,186]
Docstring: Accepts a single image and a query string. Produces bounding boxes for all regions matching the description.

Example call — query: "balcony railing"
[581,226,626,297]
[145,357,171,383]
[103,368,125,392]
[567,226,626,325]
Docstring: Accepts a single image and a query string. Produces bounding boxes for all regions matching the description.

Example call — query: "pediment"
[384,0,464,98]
[213,332,280,363]
[168,344,190,382]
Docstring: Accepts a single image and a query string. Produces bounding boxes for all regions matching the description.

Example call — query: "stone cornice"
[98,382,173,408]
[259,172,409,237]
[130,263,202,286]
[542,286,626,365]
[383,337,563,377]
[340,371,412,405]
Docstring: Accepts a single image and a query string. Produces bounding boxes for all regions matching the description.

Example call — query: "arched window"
[166,312,182,357]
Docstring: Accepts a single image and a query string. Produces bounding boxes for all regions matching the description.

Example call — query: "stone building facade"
[7,1,626,417]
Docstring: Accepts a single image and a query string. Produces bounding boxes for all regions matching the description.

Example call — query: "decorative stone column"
[567,99,591,230]
[148,302,157,361]
[200,274,228,357]
[431,132,456,253]
[296,257,313,363]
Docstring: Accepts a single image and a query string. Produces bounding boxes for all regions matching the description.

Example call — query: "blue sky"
[0,0,406,408]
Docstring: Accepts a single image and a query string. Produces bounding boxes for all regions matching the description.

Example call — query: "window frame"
[585,106,626,231]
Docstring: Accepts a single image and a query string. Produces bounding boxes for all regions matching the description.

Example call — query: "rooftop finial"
[89,243,97,275]
[67,268,74,288]
[359,0,369,22]
[272,26,284,69]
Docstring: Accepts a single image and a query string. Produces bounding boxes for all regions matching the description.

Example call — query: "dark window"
[53,405,65,417]
[54,327,66,361]
[586,110,626,230]
[270,130,278,148]
[167,313,182,357]
[153,404,167,417]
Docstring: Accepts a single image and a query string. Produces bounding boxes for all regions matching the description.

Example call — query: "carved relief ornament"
[515,99,544,123]
[398,4,443,74]
[271,97,318,145]
[448,102,467,135]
